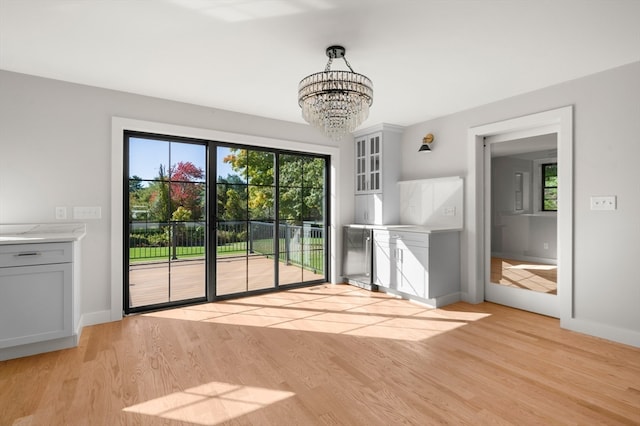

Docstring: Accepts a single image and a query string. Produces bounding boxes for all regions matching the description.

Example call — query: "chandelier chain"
[324,57,333,72]
[324,56,356,73]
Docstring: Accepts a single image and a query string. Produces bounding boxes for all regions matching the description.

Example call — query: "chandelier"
[298,45,373,140]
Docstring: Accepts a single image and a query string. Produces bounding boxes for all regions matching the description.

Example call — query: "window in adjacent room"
[541,162,558,211]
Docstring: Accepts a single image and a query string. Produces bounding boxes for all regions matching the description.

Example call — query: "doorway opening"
[488,134,558,299]
[467,106,573,320]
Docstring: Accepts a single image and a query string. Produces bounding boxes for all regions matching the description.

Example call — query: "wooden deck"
[129,256,324,307]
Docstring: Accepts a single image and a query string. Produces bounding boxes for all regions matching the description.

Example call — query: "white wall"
[491,156,557,261]
[400,61,640,346]
[2,61,639,347]
[0,70,351,325]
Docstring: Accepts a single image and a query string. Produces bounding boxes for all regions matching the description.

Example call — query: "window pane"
[129,138,169,181]
[303,157,325,188]
[216,221,247,295]
[248,222,275,291]
[216,184,247,220]
[303,223,325,282]
[171,182,205,220]
[544,164,558,187]
[248,151,274,186]
[303,187,324,222]
[279,186,302,222]
[279,154,303,187]
[170,143,206,183]
[278,220,303,285]
[218,146,247,183]
[249,186,274,220]
[544,188,558,210]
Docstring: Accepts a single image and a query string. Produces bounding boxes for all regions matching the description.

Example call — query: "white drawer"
[0,242,72,267]
[388,231,429,247]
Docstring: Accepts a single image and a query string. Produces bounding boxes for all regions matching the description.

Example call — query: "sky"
[129,137,235,181]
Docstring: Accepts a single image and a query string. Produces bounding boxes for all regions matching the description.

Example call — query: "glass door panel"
[126,135,207,313]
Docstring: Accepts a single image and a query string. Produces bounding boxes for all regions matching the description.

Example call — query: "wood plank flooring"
[1,284,639,425]
[491,257,557,294]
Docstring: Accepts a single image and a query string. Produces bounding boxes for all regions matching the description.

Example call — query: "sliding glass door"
[124,133,328,312]
[125,134,207,313]
[215,146,327,296]
[278,154,326,285]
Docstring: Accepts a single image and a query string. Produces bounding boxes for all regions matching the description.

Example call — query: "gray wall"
[2,61,639,345]
[400,61,640,344]
[491,156,557,261]
[0,70,353,320]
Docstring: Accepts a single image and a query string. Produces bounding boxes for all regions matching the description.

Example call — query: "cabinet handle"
[15,252,41,257]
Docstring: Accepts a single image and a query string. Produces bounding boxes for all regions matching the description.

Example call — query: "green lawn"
[130,241,324,272]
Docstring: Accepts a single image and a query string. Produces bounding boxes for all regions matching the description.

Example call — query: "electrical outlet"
[73,206,102,219]
[55,206,67,220]
[590,196,616,211]
[543,242,549,250]
[443,206,456,216]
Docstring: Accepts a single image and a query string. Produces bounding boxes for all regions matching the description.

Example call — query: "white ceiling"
[1,0,639,129]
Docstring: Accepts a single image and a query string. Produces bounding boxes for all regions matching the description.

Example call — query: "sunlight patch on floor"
[142,285,491,342]
[123,381,295,425]
[507,264,557,271]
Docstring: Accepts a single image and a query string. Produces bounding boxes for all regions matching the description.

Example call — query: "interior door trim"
[466,106,573,321]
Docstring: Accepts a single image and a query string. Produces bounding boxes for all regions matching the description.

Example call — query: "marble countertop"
[0,223,87,245]
[344,224,461,234]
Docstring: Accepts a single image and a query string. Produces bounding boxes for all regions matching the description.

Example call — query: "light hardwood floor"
[491,257,557,294]
[1,284,638,425]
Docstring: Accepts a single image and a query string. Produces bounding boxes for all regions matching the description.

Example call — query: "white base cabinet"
[0,241,81,360]
[373,230,460,306]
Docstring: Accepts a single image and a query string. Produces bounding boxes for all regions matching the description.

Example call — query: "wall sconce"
[419,133,434,152]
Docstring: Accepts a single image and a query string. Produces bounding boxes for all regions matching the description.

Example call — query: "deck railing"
[129,220,324,273]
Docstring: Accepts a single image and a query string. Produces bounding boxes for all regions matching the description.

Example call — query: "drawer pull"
[15,252,41,257]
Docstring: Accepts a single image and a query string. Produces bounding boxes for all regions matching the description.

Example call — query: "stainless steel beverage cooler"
[342,226,378,291]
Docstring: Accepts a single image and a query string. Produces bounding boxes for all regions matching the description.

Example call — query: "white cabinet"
[355,132,382,194]
[0,241,80,359]
[353,124,403,225]
[373,230,460,307]
[354,193,383,225]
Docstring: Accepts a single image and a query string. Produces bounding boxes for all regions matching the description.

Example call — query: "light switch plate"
[73,206,102,219]
[590,196,616,211]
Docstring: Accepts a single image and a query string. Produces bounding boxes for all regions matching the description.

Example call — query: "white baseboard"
[0,335,79,361]
[561,317,640,348]
[80,310,114,329]
[377,288,461,309]
[491,252,557,265]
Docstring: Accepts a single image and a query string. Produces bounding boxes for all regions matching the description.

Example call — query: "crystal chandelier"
[298,46,373,140]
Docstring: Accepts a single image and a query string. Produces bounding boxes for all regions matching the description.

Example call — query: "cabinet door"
[355,194,384,225]
[397,243,428,298]
[0,263,72,348]
[355,137,368,194]
[354,195,370,224]
[368,134,382,193]
[373,238,395,289]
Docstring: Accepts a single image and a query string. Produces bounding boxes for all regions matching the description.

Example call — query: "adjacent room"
[1,1,639,424]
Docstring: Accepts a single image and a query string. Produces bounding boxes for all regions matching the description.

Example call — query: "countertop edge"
[344,224,462,234]
[0,223,87,245]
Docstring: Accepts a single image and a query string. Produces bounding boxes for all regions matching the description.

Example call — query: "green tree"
[216,174,247,221]
[224,150,325,224]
